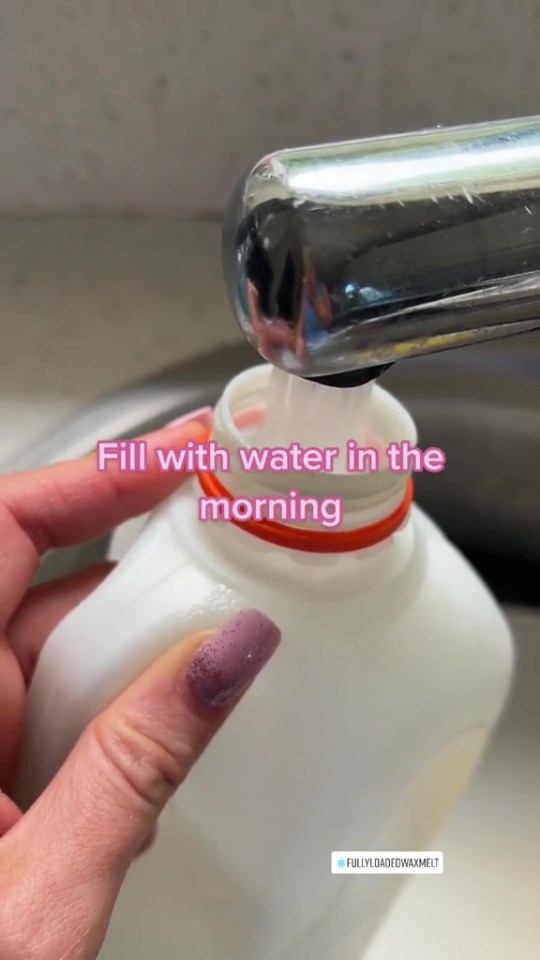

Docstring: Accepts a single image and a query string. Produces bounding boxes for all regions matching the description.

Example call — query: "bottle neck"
[208,364,417,534]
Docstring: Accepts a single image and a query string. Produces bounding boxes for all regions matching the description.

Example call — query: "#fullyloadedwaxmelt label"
[331,852,444,875]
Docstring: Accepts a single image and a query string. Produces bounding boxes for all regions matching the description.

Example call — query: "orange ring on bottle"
[196,469,414,554]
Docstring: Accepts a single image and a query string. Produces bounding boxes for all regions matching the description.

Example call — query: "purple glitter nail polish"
[185,609,281,707]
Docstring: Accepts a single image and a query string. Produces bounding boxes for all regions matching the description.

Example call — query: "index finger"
[0,415,211,630]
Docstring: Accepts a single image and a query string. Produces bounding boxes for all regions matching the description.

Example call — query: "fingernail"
[185,609,281,707]
[165,407,213,430]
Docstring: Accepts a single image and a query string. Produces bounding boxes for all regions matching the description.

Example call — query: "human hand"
[0,416,281,959]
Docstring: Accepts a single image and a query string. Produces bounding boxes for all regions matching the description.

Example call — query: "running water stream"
[258,367,374,470]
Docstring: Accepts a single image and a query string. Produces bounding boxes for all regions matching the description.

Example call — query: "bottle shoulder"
[165,485,502,615]
[106,487,513,683]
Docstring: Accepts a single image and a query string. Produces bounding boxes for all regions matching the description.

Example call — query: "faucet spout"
[222,116,540,386]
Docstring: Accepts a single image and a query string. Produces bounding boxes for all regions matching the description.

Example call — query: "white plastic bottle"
[16,365,513,960]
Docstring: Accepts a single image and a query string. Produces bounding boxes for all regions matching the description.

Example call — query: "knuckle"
[89,710,192,813]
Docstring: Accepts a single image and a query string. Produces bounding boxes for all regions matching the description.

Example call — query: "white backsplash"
[1,0,540,215]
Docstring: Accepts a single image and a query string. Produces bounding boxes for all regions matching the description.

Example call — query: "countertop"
[0,217,240,465]
[4,1,540,218]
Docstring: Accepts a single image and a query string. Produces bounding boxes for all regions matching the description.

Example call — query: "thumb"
[2,609,280,960]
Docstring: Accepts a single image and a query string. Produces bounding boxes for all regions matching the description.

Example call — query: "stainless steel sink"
[11,338,540,959]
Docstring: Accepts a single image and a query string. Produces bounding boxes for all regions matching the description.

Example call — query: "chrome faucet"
[222,116,540,386]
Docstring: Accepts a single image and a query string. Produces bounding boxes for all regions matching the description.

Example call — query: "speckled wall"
[1,0,539,215]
